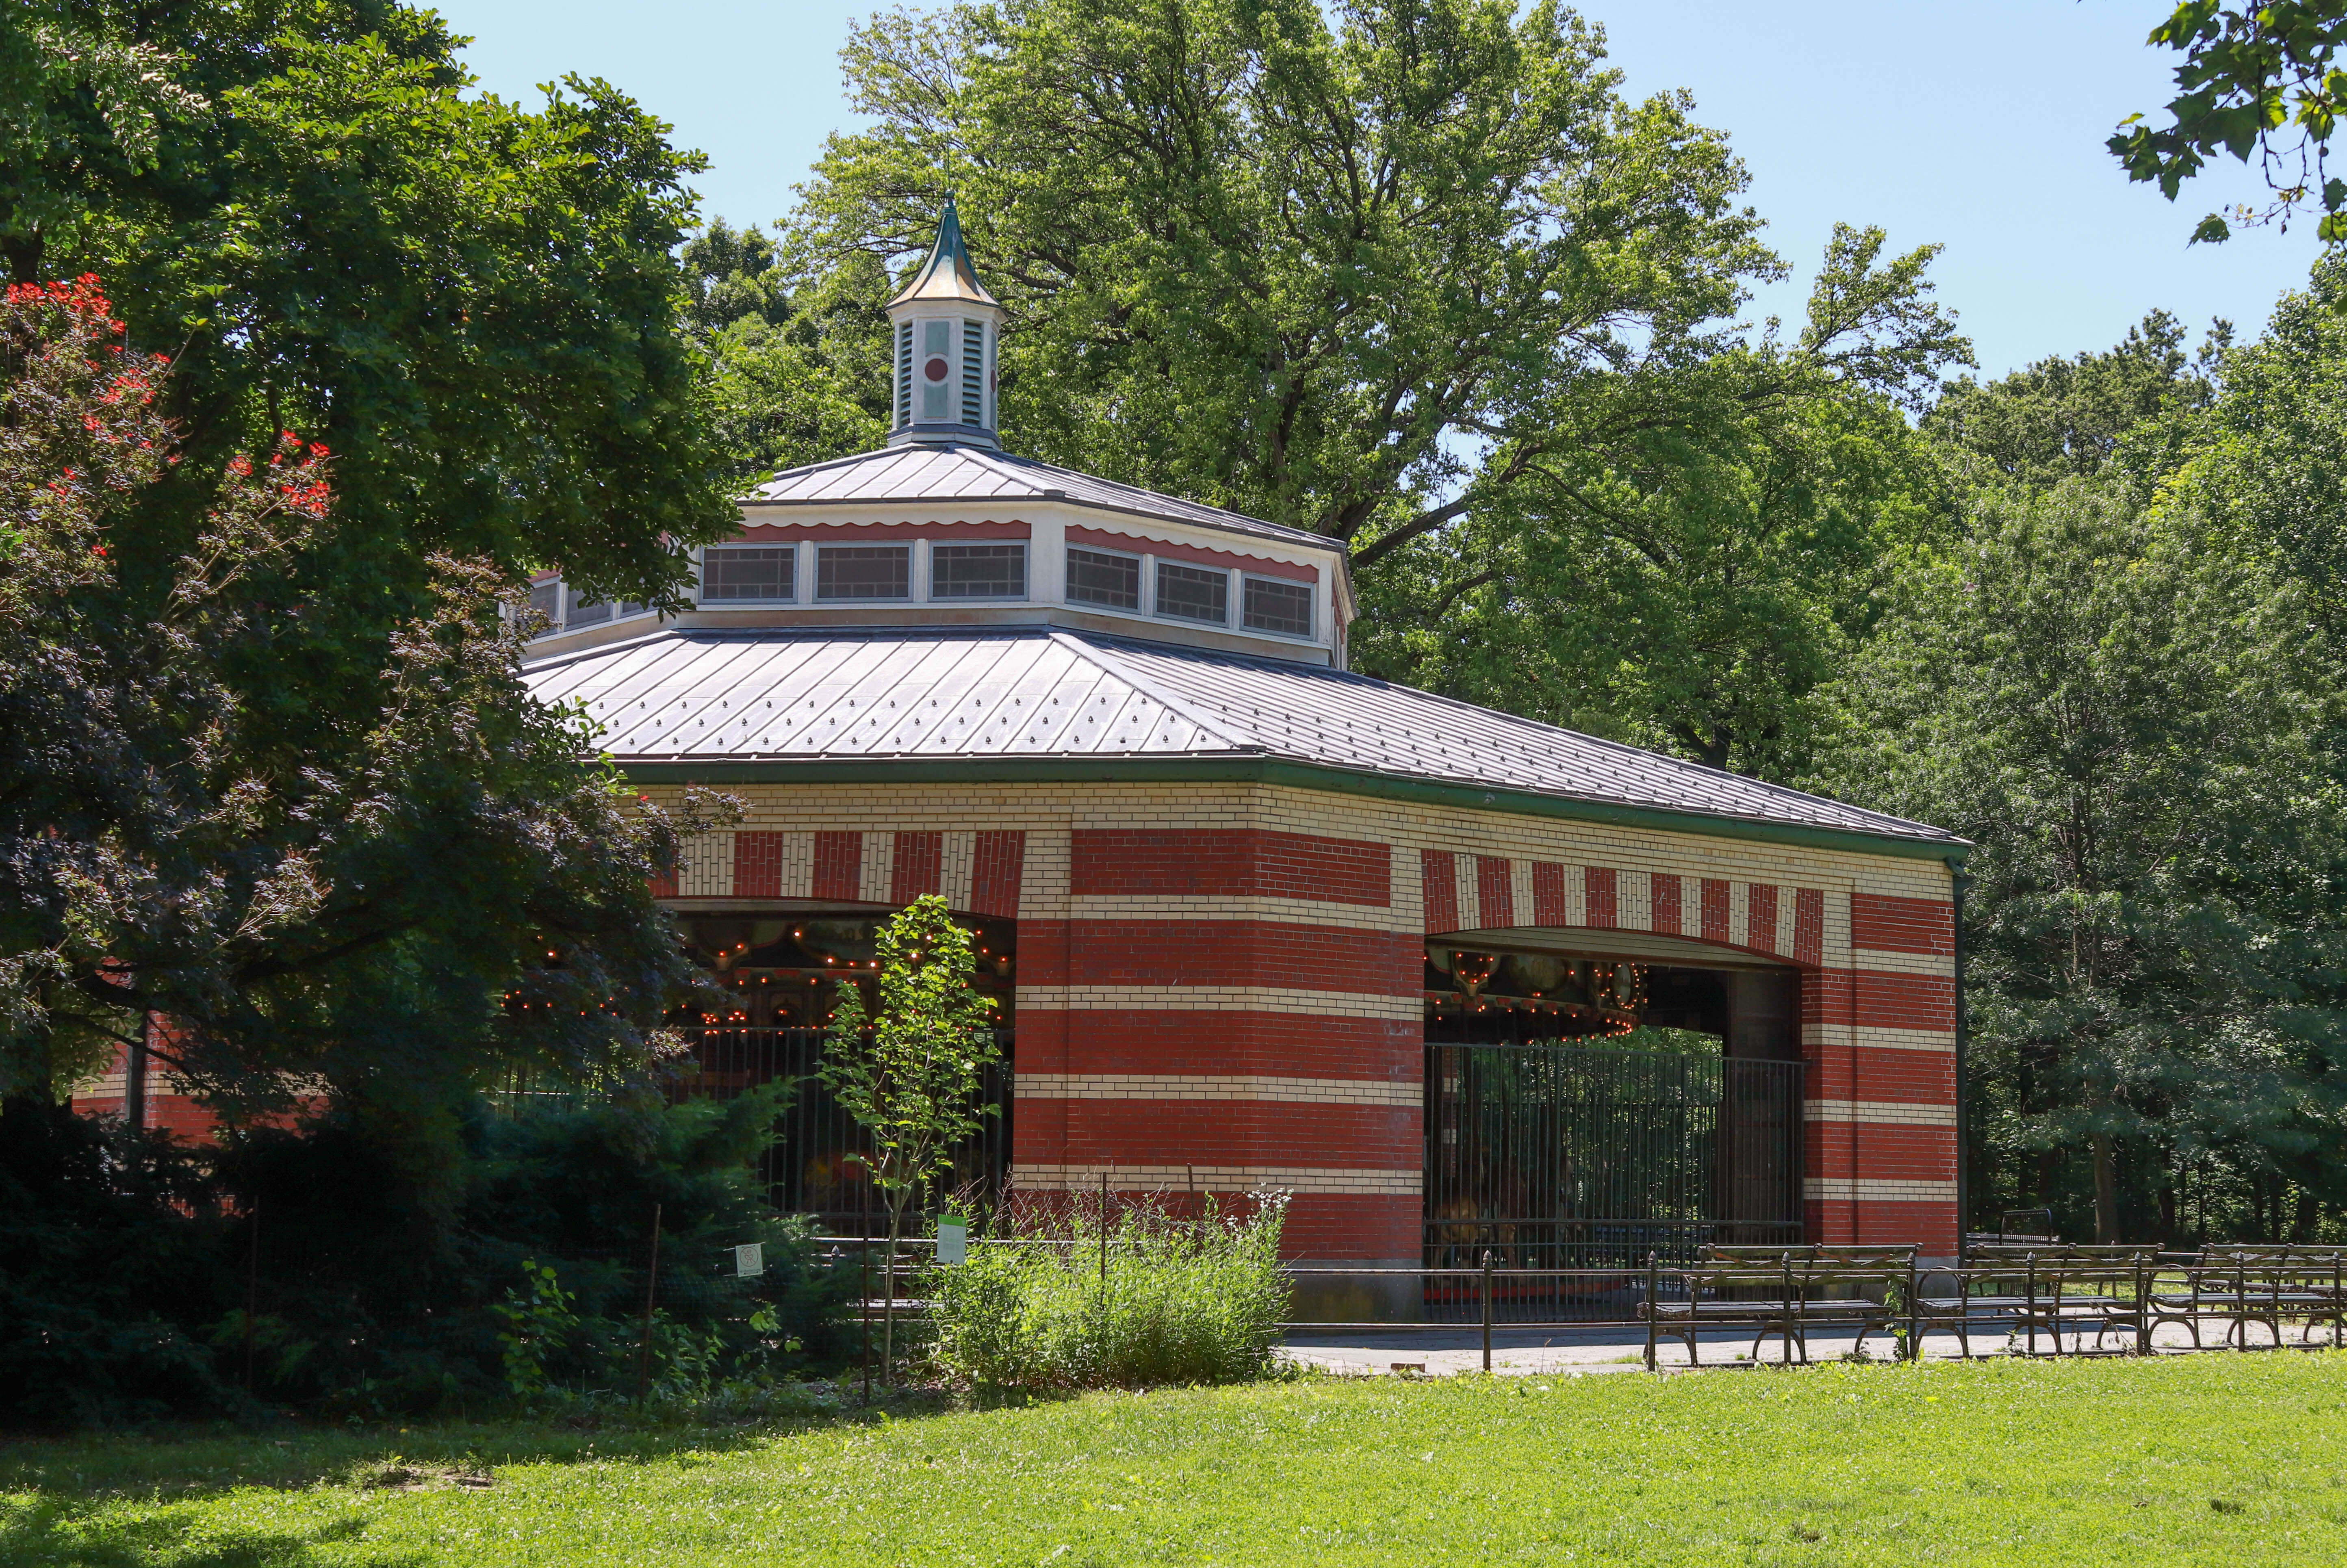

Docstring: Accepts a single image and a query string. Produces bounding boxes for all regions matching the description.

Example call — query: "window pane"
[527,580,560,633]
[1242,576,1312,637]
[932,542,1026,598]
[702,546,795,602]
[1155,561,1228,624]
[817,545,910,600]
[617,602,650,619]
[564,583,610,626]
[1066,547,1140,610]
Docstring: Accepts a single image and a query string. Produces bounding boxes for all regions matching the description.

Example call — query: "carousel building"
[514,201,1968,1271]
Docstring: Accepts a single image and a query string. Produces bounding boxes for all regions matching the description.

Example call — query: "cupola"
[885,194,1005,450]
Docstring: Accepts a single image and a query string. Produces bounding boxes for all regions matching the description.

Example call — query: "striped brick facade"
[655,779,1961,1260]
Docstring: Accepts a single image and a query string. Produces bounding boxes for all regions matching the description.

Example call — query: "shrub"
[0,1086,852,1425]
[0,1099,236,1425]
[931,1195,1292,1391]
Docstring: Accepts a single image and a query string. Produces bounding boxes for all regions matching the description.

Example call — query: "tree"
[2112,1,2347,242]
[780,0,1965,776]
[1364,242,1954,776]
[0,275,721,1234]
[1818,475,2347,1243]
[1922,310,2218,491]
[2178,252,2347,646]
[681,219,792,337]
[691,226,891,484]
[1,1,734,615]
[819,895,1003,1379]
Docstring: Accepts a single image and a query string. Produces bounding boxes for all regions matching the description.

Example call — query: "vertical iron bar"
[124,1030,148,1135]
[1906,1253,1921,1362]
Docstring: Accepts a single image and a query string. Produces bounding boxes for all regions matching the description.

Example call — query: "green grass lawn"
[9,1353,2347,1566]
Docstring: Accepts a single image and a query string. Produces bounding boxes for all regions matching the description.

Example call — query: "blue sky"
[436,0,2316,380]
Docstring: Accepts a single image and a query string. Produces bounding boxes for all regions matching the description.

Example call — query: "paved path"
[1279,1319,2311,1376]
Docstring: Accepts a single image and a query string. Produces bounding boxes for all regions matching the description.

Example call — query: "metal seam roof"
[525,627,1959,848]
[746,444,1335,553]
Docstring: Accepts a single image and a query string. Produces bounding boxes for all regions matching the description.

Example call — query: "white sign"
[733,1242,764,1278]
[935,1217,968,1266]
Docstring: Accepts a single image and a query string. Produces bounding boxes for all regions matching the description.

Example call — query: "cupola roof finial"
[887,190,1001,310]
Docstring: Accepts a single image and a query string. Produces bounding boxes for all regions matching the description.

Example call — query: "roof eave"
[614,752,1970,864]
[738,486,1341,556]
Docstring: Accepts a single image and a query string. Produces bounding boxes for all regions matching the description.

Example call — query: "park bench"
[1642,1251,1909,1368]
[1918,1245,2158,1357]
[2144,1246,2347,1349]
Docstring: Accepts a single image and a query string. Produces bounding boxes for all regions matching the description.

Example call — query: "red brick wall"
[1020,830,1418,1260]
[1852,892,1955,955]
[1074,829,1390,905]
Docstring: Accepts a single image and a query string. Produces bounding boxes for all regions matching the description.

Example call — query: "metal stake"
[243,1202,260,1392]
[634,1203,662,1404]
[860,1173,872,1403]
[1644,1251,1658,1372]
[1480,1251,1493,1373]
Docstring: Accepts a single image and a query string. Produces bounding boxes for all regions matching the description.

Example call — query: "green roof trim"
[616,754,1970,865]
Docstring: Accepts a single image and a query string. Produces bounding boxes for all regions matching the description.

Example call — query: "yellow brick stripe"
[1014,1163,1421,1196]
[1015,1074,1421,1107]
[1805,1098,1958,1127]
[1013,985,1419,1020]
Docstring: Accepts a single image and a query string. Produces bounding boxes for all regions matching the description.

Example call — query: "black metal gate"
[1425,1042,1803,1268]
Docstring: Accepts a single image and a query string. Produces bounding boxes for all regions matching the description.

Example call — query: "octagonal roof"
[526,625,1961,853]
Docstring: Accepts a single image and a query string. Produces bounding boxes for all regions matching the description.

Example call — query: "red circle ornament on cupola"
[924,356,950,382]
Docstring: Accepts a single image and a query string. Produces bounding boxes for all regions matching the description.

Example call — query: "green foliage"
[2180,252,2347,643]
[1,1,735,607]
[0,1085,842,1425]
[12,1356,2347,1563]
[2112,2,2347,242]
[1820,468,2347,1242]
[0,276,724,1188]
[820,896,1004,1221]
[490,1261,578,1402]
[1923,309,2219,490]
[821,896,1003,1373]
[701,247,892,486]
[681,219,791,336]
[0,1097,234,1425]
[932,1197,1292,1391]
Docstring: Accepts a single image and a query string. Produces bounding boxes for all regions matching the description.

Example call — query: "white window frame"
[814,542,914,603]
[1152,558,1232,628]
[928,538,1030,602]
[1064,542,1146,616]
[698,542,799,606]
[1239,572,1317,641]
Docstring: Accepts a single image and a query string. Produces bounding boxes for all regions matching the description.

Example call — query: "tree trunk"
[2091,1133,2119,1243]
[882,1195,905,1385]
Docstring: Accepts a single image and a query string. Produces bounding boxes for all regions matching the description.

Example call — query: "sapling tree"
[819,894,1003,1377]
